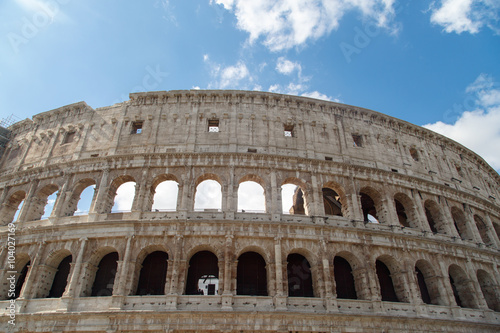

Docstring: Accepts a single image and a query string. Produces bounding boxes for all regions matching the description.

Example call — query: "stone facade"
[0,90,499,332]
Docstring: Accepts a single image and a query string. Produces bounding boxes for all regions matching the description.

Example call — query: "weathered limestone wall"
[0,90,499,332]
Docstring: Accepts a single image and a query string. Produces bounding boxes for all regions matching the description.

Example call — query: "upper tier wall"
[1,90,499,202]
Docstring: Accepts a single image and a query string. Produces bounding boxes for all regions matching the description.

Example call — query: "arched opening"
[185,251,219,295]
[415,260,441,305]
[451,207,473,241]
[237,181,266,213]
[415,266,431,304]
[13,261,30,299]
[492,220,500,240]
[394,199,409,227]
[194,180,222,211]
[48,255,72,298]
[135,251,168,295]
[282,184,305,215]
[152,180,179,211]
[360,192,379,223]
[91,252,118,296]
[477,269,500,312]
[424,200,442,233]
[0,191,26,224]
[111,181,136,213]
[61,179,96,216]
[41,191,59,219]
[287,253,314,297]
[236,252,267,296]
[333,256,357,299]
[474,215,492,245]
[376,260,399,302]
[449,264,477,308]
[323,188,343,216]
[75,184,96,215]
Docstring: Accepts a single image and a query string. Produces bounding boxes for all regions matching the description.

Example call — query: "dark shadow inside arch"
[424,206,438,233]
[361,193,378,223]
[185,251,219,295]
[322,188,342,216]
[395,199,409,227]
[376,260,399,302]
[91,252,118,296]
[415,266,431,304]
[236,252,267,296]
[334,256,357,299]
[135,251,168,295]
[13,261,30,299]
[287,253,314,297]
[48,255,72,298]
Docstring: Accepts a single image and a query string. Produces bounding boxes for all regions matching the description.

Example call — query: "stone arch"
[62,178,96,216]
[281,177,310,215]
[194,173,223,211]
[108,175,136,213]
[79,246,120,297]
[394,192,419,228]
[150,174,179,212]
[0,190,26,225]
[473,214,493,245]
[322,181,347,217]
[424,199,447,234]
[236,251,268,296]
[90,251,119,297]
[237,174,266,213]
[131,244,171,296]
[414,259,442,305]
[1,253,31,300]
[25,184,59,221]
[476,269,500,312]
[333,255,357,299]
[42,250,73,299]
[448,264,478,309]
[451,207,474,241]
[359,186,384,223]
[135,251,169,295]
[375,255,405,302]
[185,250,219,295]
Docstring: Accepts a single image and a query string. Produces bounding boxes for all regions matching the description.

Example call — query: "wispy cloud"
[423,74,500,171]
[203,54,255,89]
[211,0,398,51]
[429,0,500,34]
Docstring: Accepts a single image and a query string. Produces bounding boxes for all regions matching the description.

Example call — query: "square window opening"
[132,121,143,134]
[63,131,76,144]
[208,119,220,132]
[352,134,363,147]
[284,124,294,137]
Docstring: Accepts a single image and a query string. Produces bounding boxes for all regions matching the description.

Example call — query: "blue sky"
[1,0,499,173]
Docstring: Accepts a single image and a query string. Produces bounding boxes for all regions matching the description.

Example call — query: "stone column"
[222,234,234,310]
[463,204,482,243]
[19,241,46,299]
[321,246,337,312]
[50,175,72,219]
[465,259,488,310]
[437,260,457,307]
[90,169,110,214]
[63,237,88,297]
[114,236,133,297]
[413,194,432,232]
[168,235,183,296]
[441,205,461,239]
[309,175,324,217]
[270,171,281,221]
[17,180,39,222]
[273,236,287,310]
[483,214,500,248]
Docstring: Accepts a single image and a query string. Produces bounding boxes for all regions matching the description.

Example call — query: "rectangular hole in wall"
[131,121,143,134]
[247,148,257,153]
[208,119,219,132]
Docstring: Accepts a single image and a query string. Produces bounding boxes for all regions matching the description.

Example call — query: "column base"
[221,294,233,311]
[274,295,287,311]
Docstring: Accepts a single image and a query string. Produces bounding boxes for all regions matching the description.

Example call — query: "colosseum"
[0,90,499,332]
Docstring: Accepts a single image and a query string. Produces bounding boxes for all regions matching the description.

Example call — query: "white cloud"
[238,181,266,212]
[423,74,500,171]
[429,0,500,34]
[194,180,222,210]
[301,91,338,102]
[211,0,397,51]
[203,55,252,89]
[152,181,178,211]
[112,182,136,212]
[276,57,302,75]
